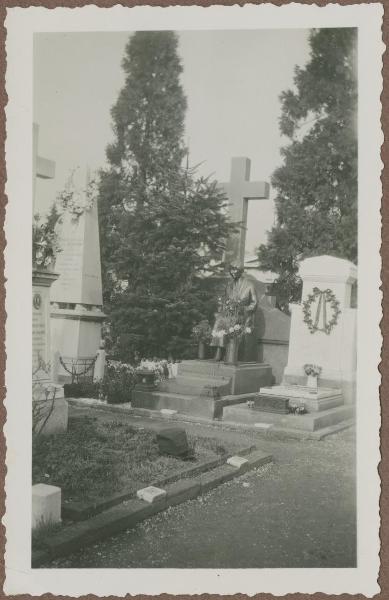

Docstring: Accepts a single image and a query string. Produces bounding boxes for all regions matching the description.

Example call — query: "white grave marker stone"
[283,255,357,404]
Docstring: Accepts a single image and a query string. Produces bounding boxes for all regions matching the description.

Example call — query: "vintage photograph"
[4,3,382,596]
[32,25,358,568]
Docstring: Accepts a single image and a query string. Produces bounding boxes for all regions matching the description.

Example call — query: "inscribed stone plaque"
[254,394,290,414]
[32,291,47,369]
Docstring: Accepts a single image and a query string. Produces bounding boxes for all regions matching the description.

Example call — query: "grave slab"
[32,483,61,529]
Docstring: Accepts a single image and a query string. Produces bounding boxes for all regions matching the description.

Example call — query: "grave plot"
[32,413,258,523]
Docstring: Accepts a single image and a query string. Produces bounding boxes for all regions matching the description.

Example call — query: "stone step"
[132,389,217,419]
[178,360,273,395]
[159,375,231,397]
[222,403,354,432]
[178,360,233,378]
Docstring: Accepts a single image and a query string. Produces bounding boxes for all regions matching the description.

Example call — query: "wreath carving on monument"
[57,170,96,222]
[302,287,341,335]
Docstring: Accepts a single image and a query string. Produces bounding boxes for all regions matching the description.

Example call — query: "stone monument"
[223,255,356,435]
[132,157,279,419]
[281,255,357,404]
[32,123,68,434]
[50,167,105,382]
[217,157,290,374]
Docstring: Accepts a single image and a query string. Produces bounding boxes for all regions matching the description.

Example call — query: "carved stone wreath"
[302,287,341,335]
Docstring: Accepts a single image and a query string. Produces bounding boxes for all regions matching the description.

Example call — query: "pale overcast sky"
[33,29,310,254]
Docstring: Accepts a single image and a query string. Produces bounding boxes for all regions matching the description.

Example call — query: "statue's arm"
[246,282,258,313]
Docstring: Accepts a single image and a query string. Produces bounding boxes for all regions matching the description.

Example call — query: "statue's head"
[228,260,244,281]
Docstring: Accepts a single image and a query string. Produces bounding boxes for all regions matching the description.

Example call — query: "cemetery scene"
[31,28,357,568]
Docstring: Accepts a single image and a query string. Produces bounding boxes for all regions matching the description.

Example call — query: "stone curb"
[62,445,256,521]
[68,398,354,440]
[32,449,272,567]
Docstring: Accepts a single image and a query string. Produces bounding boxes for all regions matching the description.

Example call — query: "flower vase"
[307,375,318,391]
[198,341,206,360]
[225,338,239,365]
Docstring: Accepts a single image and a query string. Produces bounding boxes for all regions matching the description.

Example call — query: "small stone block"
[136,486,167,504]
[254,422,274,429]
[32,483,61,529]
[226,456,249,470]
[160,409,178,416]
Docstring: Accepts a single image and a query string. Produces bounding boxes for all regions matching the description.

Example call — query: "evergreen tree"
[258,28,357,311]
[99,31,232,360]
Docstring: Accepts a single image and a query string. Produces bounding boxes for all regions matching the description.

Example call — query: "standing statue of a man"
[211,261,258,361]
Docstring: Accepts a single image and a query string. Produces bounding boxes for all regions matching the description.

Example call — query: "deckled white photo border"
[4,3,383,596]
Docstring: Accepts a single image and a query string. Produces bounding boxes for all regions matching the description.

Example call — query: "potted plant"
[192,320,212,359]
[303,364,322,390]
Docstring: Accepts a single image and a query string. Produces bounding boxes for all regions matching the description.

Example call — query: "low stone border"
[32,448,272,567]
[68,397,354,441]
[62,445,256,521]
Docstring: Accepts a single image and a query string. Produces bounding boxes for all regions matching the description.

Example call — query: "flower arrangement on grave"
[100,360,135,404]
[57,171,96,222]
[303,364,322,377]
[32,213,62,269]
[289,403,308,415]
[192,320,212,343]
[211,298,252,341]
[303,363,322,391]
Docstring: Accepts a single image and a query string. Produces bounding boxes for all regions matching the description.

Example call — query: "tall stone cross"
[219,157,270,268]
[33,122,56,211]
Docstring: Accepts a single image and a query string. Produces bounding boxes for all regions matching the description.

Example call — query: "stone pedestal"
[50,177,106,381]
[33,268,67,434]
[132,359,273,420]
[283,256,357,404]
[51,305,105,382]
[32,483,61,529]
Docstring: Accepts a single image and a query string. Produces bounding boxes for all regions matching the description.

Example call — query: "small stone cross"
[219,157,270,267]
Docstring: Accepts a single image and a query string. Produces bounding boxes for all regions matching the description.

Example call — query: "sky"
[33,29,310,255]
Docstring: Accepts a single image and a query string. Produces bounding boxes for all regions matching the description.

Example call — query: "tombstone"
[156,427,192,459]
[219,157,270,268]
[218,157,290,376]
[50,167,106,382]
[225,255,357,428]
[282,255,357,404]
[32,124,68,434]
[132,157,290,420]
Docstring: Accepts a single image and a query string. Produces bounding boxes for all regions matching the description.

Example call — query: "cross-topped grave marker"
[219,157,270,267]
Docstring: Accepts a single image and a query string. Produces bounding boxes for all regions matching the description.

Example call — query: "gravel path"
[47,406,356,569]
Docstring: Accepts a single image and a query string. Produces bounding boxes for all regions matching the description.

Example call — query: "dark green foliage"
[100,361,135,404]
[98,31,232,358]
[258,29,357,310]
[63,382,100,399]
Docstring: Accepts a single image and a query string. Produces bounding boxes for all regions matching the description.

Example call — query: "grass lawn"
[32,414,240,505]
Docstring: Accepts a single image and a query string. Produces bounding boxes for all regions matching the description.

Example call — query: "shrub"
[100,360,135,404]
[63,381,100,398]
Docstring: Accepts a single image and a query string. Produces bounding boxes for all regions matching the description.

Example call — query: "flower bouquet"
[33,215,61,270]
[303,364,322,390]
[192,320,212,359]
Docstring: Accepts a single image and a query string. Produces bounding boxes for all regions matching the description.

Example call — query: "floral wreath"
[57,170,96,222]
[302,287,341,335]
